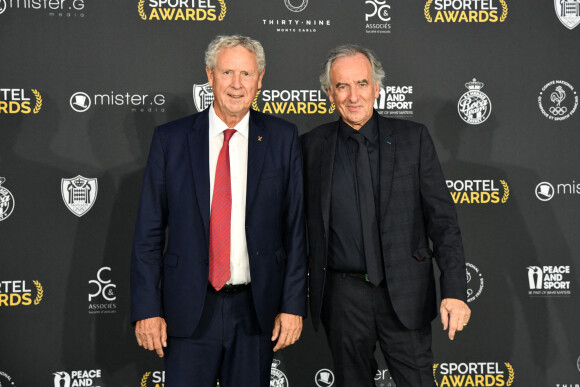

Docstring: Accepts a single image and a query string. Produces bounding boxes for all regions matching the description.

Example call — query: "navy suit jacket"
[301,114,467,331]
[131,108,307,337]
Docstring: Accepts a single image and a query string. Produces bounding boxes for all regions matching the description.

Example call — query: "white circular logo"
[0,0,7,15]
[535,182,555,202]
[284,0,308,12]
[315,369,334,387]
[577,355,580,372]
[466,262,484,303]
[538,80,578,121]
[458,79,492,125]
[70,92,91,112]
[271,366,289,387]
[0,177,15,221]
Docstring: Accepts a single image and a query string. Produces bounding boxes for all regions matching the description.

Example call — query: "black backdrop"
[1,0,580,386]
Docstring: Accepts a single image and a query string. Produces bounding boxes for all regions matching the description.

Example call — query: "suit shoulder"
[301,121,335,141]
[381,116,427,132]
[155,113,199,136]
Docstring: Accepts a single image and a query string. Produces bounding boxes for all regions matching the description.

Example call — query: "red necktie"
[209,128,236,290]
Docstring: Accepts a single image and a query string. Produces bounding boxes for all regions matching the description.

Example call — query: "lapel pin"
[386,140,392,145]
[258,136,263,142]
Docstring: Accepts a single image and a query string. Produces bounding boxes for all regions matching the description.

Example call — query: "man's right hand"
[135,317,167,357]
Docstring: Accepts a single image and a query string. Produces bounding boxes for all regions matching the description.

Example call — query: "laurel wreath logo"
[138,0,147,20]
[33,280,43,305]
[424,0,433,22]
[31,89,42,114]
[329,103,336,114]
[218,0,226,21]
[499,0,508,22]
[140,372,151,387]
[432,363,439,386]
[252,90,261,112]
[500,180,509,203]
[505,362,514,385]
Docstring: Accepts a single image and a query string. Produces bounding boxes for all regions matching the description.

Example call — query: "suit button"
[323,267,326,271]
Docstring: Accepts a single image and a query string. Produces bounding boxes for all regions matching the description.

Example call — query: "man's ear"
[206,66,214,87]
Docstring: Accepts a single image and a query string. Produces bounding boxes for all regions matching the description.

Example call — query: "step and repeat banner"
[1,0,579,386]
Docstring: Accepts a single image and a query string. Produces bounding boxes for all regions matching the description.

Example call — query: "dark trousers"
[321,271,435,387]
[164,287,274,387]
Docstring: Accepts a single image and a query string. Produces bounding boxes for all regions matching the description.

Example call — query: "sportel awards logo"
[252,89,335,115]
[271,359,289,387]
[0,177,15,221]
[138,0,225,21]
[0,0,85,17]
[466,262,484,303]
[424,0,508,23]
[433,362,514,386]
[140,370,164,387]
[527,266,571,296]
[538,80,578,121]
[53,370,102,387]
[535,180,580,201]
[365,0,391,34]
[88,267,116,314]
[374,85,414,117]
[458,79,491,125]
[447,179,509,204]
[0,371,16,386]
[70,91,166,113]
[0,88,42,114]
[61,175,97,217]
[315,369,335,387]
[0,280,43,308]
[555,0,580,29]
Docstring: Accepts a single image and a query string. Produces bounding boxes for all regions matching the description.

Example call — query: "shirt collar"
[209,104,250,139]
[338,110,378,144]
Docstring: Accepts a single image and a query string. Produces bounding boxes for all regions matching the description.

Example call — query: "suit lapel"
[188,110,211,239]
[320,123,339,240]
[378,116,395,223]
[246,111,268,214]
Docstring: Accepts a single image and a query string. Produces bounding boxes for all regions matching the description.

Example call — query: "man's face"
[206,45,264,126]
[327,53,380,130]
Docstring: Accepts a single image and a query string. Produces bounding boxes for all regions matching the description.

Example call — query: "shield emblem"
[192,82,214,112]
[61,175,98,217]
[555,0,580,29]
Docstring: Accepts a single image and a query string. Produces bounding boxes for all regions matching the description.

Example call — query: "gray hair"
[319,44,385,95]
[205,35,266,74]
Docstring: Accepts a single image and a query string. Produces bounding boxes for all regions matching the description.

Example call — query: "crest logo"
[535,182,555,201]
[193,82,214,112]
[458,78,491,124]
[284,0,308,12]
[0,177,15,221]
[538,80,578,121]
[271,359,289,387]
[61,175,98,217]
[466,262,484,303]
[315,369,334,387]
[555,0,580,29]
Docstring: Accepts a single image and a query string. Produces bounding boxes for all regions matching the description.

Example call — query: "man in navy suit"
[131,35,307,387]
[301,45,471,387]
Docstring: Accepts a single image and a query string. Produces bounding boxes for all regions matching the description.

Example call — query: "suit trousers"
[321,271,435,387]
[164,286,274,387]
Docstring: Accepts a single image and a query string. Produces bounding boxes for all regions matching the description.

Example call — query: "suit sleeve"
[130,127,168,323]
[280,126,308,317]
[418,125,467,302]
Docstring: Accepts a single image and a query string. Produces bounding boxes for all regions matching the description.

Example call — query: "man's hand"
[440,298,471,341]
[135,317,167,357]
[271,313,303,352]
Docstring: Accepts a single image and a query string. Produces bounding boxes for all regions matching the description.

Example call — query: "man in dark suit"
[131,35,307,387]
[301,44,471,387]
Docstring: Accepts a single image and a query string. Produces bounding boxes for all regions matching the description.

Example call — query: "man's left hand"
[440,298,471,341]
[271,313,303,352]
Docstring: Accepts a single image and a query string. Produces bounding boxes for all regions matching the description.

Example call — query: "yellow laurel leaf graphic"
[432,363,439,386]
[505,362,514,386]
[252,90,261,112]
[329,103,335,114]
[218,0,226,21]
[500,179,509,203]
[424,0,433,22]
[138,0,147,20]
[33,280,43,305]
[141,372,151,387]
[31,89,42,114]
[499,0,508,22]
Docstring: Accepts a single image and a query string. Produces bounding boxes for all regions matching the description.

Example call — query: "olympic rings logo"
[549,106,568,115]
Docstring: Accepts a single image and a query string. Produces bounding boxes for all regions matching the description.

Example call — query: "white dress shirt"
[208,104,251,285]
